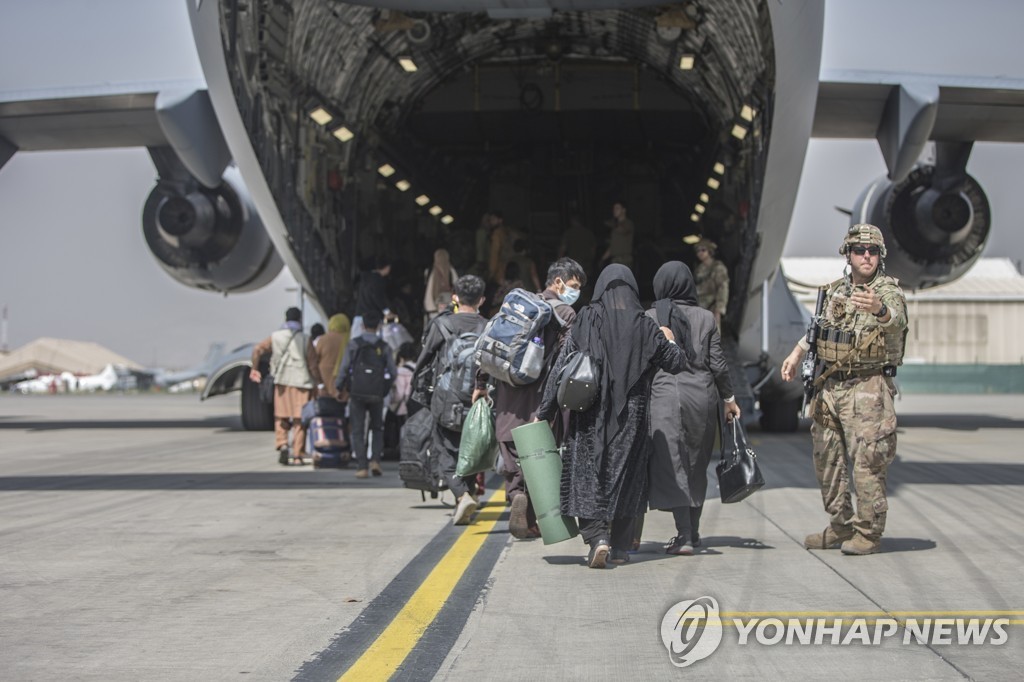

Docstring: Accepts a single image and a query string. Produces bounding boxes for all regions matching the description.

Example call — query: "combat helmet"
[695,237,718,253]
[839,223,887,258]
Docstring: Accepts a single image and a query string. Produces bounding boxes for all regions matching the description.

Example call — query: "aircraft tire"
[240,372,274,431]
[759,398,799,433]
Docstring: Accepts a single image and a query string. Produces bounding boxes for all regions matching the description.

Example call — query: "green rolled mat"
[510,421,579,545]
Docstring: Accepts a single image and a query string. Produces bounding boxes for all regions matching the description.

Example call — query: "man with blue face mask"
[473,257,587,538]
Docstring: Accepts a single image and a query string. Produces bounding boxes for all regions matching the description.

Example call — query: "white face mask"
[558,283,581,305]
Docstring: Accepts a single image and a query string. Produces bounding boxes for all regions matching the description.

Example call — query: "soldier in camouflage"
[780,224,908,555]
[694,238,729,327]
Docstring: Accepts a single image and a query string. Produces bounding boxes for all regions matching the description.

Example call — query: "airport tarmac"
[1,393,1022,681]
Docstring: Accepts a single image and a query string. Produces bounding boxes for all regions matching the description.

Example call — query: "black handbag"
[556,351,600,412]
[259,372,275,404]
[715,419,765,503]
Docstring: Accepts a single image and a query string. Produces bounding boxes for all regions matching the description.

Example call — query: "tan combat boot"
[841,535,881,555]
[804,526,853,550]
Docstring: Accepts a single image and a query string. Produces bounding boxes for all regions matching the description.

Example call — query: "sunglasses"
[850,246,880,256]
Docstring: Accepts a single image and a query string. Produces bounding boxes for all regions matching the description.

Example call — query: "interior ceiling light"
[678,53,695,70]
[689,214,700,223]
[395,179,411,191]
[707,177,721,190]
[429,205,443,216]
[731,124,748,140]
[398,57,418,73]
[695,204,706,214]
[699,192,710,203]
[378,163,396,177]
[741,104,757,122]
[308,106,333,126]
[683,233,702,243]
[332,125,354,143]
[415,194,430,206]
[713,162,725,175]
[441,215,454,225]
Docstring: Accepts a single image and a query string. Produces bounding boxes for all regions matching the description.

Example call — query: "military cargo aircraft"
[3,0,1023,430]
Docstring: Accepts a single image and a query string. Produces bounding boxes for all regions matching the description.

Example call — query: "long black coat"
[537,332,685,520]
[647,304,733,509]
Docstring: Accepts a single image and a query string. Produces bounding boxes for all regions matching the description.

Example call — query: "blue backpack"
[475,288,567,385]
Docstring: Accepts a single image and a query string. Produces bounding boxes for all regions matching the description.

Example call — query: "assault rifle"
[800,287,827,413]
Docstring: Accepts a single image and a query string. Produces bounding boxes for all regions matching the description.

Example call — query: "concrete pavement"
[1,393,1021,680]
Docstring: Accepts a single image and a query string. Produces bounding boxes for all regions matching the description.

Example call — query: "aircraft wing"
[0,80,199,155]
[0,80,285,295]
[0,79,234,190]
[814,70,1024,142]
[812,69,1024,191]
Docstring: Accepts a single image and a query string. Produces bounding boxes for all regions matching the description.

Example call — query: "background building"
[783,258,1024,392]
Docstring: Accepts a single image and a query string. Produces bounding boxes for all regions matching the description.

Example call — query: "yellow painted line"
[338,487,506,682]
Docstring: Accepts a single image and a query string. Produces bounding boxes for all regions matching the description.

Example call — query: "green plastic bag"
[456,398,498,477]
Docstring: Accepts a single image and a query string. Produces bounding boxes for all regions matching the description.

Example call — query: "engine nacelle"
[853,165,990,290]
[142,167,283,293]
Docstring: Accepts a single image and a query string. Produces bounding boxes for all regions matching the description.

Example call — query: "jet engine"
[852,164,990,290]
[142,166,283,293]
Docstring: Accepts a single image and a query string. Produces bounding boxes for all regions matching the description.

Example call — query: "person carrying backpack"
[473,258,587,539]
[414,274,490,525]
[336,311,396,478]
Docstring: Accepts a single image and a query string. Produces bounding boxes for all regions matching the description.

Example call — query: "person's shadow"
[879,537,936,553]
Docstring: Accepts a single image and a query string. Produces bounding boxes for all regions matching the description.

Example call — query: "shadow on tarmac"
[0,472,420,491]
[0,417,244,432]
[889,462,1024,487]
[896,413,1024,430]
[879,537,937,553]
[726,452,1024,491]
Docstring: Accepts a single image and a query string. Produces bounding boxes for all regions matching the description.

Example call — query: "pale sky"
[2,0,1023,368]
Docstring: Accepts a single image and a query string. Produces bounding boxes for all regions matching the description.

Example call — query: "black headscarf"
[653,261,698,366]
[572,264,663,425]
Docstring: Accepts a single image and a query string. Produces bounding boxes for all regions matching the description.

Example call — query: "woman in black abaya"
[537,264,687,568]
[647,261,741,555]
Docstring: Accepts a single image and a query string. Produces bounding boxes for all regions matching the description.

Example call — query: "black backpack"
[348,337,392,402]
[430,321,482,431]
[398,408,447,496]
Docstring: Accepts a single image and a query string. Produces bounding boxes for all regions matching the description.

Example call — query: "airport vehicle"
[4,1,1024,430]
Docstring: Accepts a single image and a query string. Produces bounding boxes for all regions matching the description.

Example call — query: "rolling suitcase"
[309,415,351,468]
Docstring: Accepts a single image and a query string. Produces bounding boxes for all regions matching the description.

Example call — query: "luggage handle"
[719,418,754,463]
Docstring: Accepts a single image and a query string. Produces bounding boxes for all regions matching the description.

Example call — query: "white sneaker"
[452,493,478,526]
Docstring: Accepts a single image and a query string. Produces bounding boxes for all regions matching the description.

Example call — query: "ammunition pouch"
[816,326,855,363]
[817,324,892,366]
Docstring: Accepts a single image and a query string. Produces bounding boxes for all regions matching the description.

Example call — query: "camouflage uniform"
[803,225,908,546]
[694,242,729,316]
